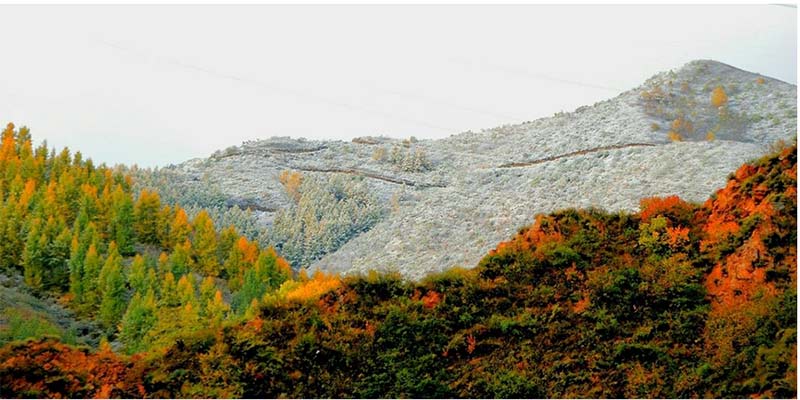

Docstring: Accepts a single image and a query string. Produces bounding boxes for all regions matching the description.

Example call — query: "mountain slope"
[161,60,797,279]
[3,143,793,398]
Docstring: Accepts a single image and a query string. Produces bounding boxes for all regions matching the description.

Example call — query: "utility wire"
[96,39,460,134]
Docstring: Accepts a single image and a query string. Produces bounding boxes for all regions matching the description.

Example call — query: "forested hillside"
[0,124,794,397]
[0,123,305,354]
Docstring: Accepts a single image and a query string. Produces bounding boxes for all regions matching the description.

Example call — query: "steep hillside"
[2,143,793,399]
[154,60,797,279]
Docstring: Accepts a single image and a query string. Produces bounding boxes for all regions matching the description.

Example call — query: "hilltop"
[143,60,797,279]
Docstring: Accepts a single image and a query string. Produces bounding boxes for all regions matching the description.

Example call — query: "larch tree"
[99,243,127,329]
[169,207,192,249]
[133,189,162,245]
[192,210,219,277]
[81,243,102,311]
[119,289,157,354]
[110,185,135,256]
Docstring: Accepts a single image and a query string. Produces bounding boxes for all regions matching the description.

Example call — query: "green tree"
[110,185,135,255]
[192,210,219,276]
[98,243,127,329]
[81,243,102,311]
[205,290,230,327]
[134,189,161,245]
[22,218,44,291]
[119,289,157,354]
[169,240,193,277]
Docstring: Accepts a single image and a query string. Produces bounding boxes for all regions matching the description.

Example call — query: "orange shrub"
[639,195,692,222]
[279,170,303,202]
[711,86,728,107]
[285,271,341,302]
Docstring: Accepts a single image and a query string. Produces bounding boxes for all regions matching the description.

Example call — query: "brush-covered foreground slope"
[162,60,797,279]
[2,144,794,399]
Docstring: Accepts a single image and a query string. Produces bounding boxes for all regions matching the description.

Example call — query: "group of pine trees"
[270,173,385,268]
[0,123,293,353]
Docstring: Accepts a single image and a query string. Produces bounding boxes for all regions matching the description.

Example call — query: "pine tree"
[119,289,157,354]
[133,189,161,245]
[169,239,193,277]
[205,290,230,327]
[128,254,150,294]
[110,185,135,255]
[98,243,127,329]
[22,218,44,291]
[199,276,218,313]
[157,205,174,249]
[159,271,180,308]
[223,237,256,290]
[258,247,292,290]
[192,210,219,276]
[176,274,197,308]
[169,207,191,249]
[232,268,263,314]
[45,227,72,291]
[81,243,102,311]
[217,225,239,266]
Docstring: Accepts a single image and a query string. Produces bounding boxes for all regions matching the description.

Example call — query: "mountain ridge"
[149,59,797,279]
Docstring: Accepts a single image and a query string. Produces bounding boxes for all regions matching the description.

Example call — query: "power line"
[95,38,460,134]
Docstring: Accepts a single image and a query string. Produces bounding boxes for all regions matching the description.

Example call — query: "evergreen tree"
[22,218,44,291]
[133,189,161,245]
[119,289,157,354]
[110,185,135,255]
[99,243,127,329]
[169,239,193,277]
[169,207,191,249]
[205,290,230,327]
[217,225,239,266]
[159,271,180,308]
[128,254,150,294]
[232,268,263,314]
[69,223,98,303]
[192,210,219,276]
[81,244,102,311]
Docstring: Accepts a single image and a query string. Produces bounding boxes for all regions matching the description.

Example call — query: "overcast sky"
[0,4,795,167]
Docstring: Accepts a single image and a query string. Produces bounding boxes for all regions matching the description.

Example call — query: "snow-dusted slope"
[169,60,797,279]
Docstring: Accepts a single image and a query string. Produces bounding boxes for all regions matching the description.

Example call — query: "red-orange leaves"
[639,195,693,223]
[0,338,137,398]
[422,290,442,309]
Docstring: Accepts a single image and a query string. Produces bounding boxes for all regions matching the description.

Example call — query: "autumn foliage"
[711,86,729,107]
[0,122,795,399]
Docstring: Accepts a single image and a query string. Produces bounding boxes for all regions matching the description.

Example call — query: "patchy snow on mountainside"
[158,60,797,280]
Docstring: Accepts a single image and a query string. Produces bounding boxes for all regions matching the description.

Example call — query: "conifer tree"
[133,189,161,245]
[192,210,219,276]
[169,239,193,277]
[110,185,135,255]
[22,218,44,291]
[0,196,23,269]
[128,254,150,294]
[169,207,191,249]
[232,268,263,314]
[81,244,102,311]
[217,225,239,266]
[205,290,230,327]
[119,289,157,354]
[159,271,181,308]
[99,244,127,329]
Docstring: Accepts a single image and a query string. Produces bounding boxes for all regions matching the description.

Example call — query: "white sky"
[0,4,796,167]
